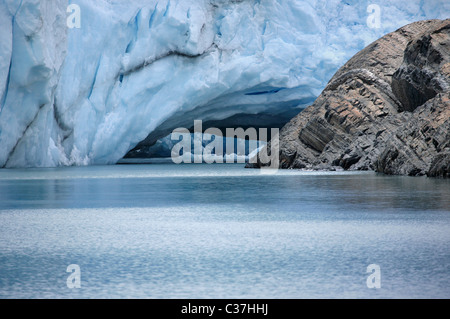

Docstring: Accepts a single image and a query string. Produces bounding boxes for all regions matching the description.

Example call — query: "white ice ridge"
[0,0,448,167]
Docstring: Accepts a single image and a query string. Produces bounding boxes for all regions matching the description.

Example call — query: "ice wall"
[0,0,448,167]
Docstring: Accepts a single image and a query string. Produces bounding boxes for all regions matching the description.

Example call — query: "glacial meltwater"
[0,163,449,299]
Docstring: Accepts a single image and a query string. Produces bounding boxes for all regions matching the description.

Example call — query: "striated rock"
[251,19,450,177]
[428,153,450,178]
[392,22,450,112]
[375,93,449,177]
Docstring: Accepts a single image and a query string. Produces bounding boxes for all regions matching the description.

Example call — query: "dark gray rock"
[250,19,450,178]
[392,22,450,112]
[375,93,449,176]
[428,152,450,178]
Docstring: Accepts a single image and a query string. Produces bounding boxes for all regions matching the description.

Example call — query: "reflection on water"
[0,164,449,298]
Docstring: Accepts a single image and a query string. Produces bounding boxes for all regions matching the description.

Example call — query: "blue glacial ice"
[0,0,448,167]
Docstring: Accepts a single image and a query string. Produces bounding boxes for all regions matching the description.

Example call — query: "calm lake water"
[0,163,449,299]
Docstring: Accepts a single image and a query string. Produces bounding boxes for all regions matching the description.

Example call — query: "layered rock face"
[255,19,449,177]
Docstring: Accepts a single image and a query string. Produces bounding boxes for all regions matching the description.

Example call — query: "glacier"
[0,0,448,168]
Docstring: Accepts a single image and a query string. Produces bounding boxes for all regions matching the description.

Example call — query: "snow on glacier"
[0,0,448,167]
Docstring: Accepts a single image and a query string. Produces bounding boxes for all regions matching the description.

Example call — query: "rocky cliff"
[252,19,449,178]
